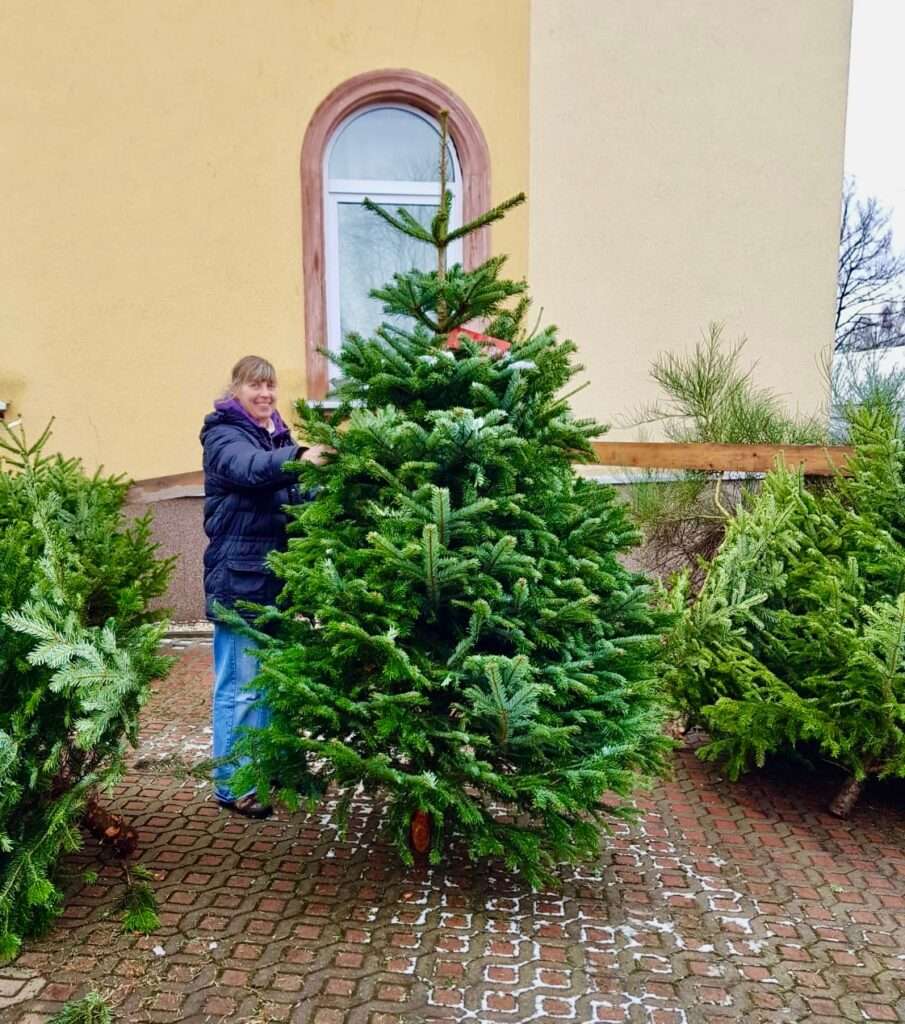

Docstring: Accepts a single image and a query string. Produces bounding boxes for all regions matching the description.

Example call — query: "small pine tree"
[626,324,826,583]
[0,420,171,957]
[225,120,671,885]
[666,404,905,814]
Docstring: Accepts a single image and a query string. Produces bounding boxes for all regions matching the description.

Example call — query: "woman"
[200,355,329,818]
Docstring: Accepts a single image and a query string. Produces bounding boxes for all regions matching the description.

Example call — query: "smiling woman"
[199,355,331,818]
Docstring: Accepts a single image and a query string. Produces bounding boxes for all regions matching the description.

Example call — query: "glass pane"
[329,107,455,182]
[338,202,437,342]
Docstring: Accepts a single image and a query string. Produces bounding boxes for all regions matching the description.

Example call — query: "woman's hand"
[299,444,335,466]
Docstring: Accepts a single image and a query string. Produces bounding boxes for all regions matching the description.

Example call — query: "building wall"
[124,496,207,622]
[2,1,854,473]
[529,0,852,438]
[1,0,530,479]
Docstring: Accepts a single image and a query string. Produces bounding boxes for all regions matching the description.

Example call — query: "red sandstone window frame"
[300,69,492,400]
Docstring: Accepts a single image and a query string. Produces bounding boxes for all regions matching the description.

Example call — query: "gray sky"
[844,0,905,246]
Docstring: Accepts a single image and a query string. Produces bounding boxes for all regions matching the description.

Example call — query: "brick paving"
[3,643,905,1023]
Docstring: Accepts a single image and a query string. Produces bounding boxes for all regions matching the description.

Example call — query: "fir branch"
[48,991,113,1024]
[446,193,527,243]
[361,198,434,243]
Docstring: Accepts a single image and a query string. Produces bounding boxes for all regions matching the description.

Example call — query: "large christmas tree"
[229,123,670,884]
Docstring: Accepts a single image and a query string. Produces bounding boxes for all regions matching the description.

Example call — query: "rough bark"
[828,775,863,819]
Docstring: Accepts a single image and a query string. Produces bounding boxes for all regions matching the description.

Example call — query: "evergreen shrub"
[0,421,172,958]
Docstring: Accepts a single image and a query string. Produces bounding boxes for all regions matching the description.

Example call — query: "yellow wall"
[1,0,854,477]
[529,0,852,439]
[1,0,529,478]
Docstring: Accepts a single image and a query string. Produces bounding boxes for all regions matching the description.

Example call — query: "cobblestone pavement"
[4,643,905,1024]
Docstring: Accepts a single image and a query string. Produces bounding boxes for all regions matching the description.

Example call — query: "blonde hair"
[226,355,277,396]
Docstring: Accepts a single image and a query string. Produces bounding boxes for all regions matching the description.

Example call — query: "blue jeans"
[211,624,271,802]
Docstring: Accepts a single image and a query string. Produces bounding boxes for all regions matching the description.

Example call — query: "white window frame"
[323,104,463,356]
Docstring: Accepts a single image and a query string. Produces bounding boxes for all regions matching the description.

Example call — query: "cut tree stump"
[410,810,431,855]
[83,795,138,857]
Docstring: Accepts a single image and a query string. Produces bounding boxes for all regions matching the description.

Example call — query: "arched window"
[324,105,462,355]
[301,70,491,399]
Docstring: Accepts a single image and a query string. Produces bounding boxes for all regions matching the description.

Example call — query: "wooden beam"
[591,441,854,476]
[128,441,857,503]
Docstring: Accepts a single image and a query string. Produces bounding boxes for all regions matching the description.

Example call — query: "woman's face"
[234,377,277,426]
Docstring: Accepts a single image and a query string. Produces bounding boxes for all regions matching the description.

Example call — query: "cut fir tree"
[665,405,905,817]
[0,419,171,957]
[227,116,671,885]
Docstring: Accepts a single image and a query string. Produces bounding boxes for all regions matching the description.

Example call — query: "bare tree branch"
[836,177,905,352]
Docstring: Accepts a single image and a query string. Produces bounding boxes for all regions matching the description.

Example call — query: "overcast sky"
[844,0,905,247]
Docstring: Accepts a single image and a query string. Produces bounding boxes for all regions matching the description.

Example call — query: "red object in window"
[446,327,511,354]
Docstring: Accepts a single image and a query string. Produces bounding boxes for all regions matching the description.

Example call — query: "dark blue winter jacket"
[200,399,303,620]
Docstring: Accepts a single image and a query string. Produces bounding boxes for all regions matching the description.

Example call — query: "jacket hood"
[201,398,291,443]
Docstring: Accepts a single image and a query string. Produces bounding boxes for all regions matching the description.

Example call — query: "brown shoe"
[216,794,273,819]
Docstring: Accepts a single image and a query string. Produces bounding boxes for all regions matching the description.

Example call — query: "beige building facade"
[3,0,851,483]
[531,0,852,436]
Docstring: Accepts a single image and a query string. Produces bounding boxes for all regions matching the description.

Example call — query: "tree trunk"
[828,775,863,818]
[83,794,138,857]
[410,810,431,855]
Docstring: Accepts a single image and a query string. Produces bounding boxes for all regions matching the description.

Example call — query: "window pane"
[329,107,456,182]
[338,202,437,342]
